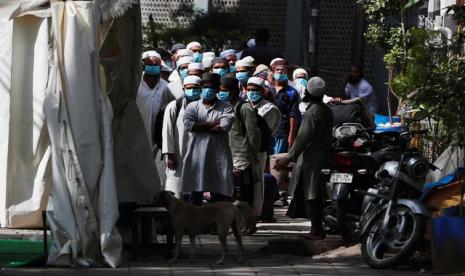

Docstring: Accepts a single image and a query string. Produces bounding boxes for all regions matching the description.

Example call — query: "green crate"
[0,239,48,267]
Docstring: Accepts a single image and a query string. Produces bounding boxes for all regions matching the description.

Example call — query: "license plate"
[330,173,353,183]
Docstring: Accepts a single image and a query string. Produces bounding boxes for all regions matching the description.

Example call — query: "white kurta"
[161,98,189,197]
[180,100,235,196]
[136,78,168,148]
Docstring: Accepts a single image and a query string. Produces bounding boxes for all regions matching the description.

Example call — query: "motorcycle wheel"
[361,204,426,269]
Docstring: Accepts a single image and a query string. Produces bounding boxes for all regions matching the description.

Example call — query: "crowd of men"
[136,28,377,240]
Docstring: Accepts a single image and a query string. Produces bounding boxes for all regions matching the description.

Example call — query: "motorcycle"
[321,123,389,238]
[358,110,438,268]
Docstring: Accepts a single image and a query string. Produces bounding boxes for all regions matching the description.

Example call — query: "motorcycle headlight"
[404,157,429,179]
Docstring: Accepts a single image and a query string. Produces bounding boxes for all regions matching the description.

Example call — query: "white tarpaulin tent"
[0,0,160,267]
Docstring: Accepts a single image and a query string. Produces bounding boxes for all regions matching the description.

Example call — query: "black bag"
[153,98,184,149]
[236,101,272,152]
[330,103,362,126]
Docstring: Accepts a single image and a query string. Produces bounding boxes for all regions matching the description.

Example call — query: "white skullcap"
[247,77,265,89]
[186,41,202,50]
[161,62,172,72]
[253,64,270,76]
[247,38,256,48]
[176,49,193,58]
[242,56,254,64]
[270,58,284,68]
[307,77,326,97]
[142,50,161,60]
[183,75,202,86]
[220,49,236,58]
[202,52,216,68]
[188,62,204,70]
[236,58,253,68]
[292,68,308,80]
[177,56,193,68]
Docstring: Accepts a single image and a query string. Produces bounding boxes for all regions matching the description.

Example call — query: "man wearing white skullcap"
[235,58,254,99]
[202,52,216,70]
[291,68,310,113]
[162,75,202,197]
[186,41,203,63]
[274,76,333,240]
[220,49,237,73]
[187,63,204,77]
[241,77,282,217]
[162,56,193,107]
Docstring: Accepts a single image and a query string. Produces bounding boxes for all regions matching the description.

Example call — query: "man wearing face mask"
[186,41,203,63]
[271,59,301,154]
[168,49,194,84]
[210,57,230,78]
[223,77,261,215]
[180,73,235,206]
[162,75,202,198]
[220,49,237,73]
[235,58,254,100]
[136,51,174,150]
[274,77,333,240]
[163,56,193,101]
[292,68,310,114]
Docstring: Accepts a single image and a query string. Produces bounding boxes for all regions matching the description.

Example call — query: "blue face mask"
[212,68,227,77]
[179,68,189,80]
[185,88,202,101]
[144,65,161,75]
[229,65,236,73]
[193,52,203,63]
[202,88,217,101]
[217,91,230,102]
[236,72,249,84]
[296,78,308,88]
[164,60,173,70]
[247,90,262,103]
[274,73,288,82]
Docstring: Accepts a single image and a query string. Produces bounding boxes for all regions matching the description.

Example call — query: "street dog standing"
[154,191,245,264]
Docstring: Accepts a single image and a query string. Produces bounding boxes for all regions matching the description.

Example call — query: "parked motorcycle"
[358,110,437,268]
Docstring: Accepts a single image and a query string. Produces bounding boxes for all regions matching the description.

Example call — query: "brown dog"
[154,191,245,264]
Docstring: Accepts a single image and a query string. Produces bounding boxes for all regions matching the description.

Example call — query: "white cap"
[270,58,284,68]
[176,49,193,58]
[188,62,204,71]
[186,41,202,50]
[247,38,256,48]
[161,62,172,72]
[177,56,193,68]
[247,77,265,89]
[307,77,326,97]
[220,49,236,58]
[202,52,216,68]
[253,64,270,76]
[141,50,161,60]
[236,58,254,68]
[292,68,308,80]
[242,56,255,65]
[183,75,202,86]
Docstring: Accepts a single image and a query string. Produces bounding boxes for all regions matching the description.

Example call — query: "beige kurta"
[287,100,333,200]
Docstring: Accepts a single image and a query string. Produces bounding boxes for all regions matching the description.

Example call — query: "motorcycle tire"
[361,204,426,269]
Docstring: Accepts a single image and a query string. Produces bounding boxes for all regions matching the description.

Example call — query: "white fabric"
[162,98,190,197]
[136,78,168,148]
[180,100,235,195]
[220,49,235,58]
[176,49,193,58]
[345,78,377,114]
[45,1,122,267]
[292,68,308,80]
[186,41,201,50]
[202,52,216,69]
[426,146,465,183]
[247,77,265,88]
[236,58,253,68]
[141,50,160,59]
[183,75,201,85]
[254,99,282,135]
[165,80,184,100]
[188,62,204,70]
[0,15,52,228]
[242,56,254,65]
[247,38,255,48]
[177,56,193,68]
[168,69,181,83]
[270,57,284,68]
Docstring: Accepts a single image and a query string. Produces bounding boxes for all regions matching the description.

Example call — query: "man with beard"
[340,64,377,114]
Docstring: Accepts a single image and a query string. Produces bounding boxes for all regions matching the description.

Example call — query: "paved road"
[1,207,425,275]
